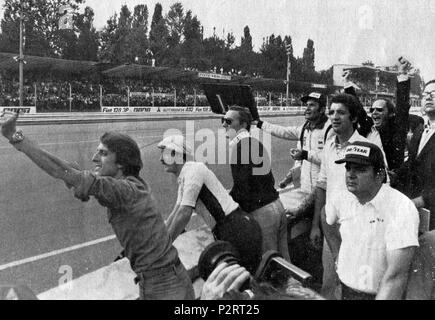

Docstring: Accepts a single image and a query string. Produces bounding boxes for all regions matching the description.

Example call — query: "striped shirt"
[176,161,239,229]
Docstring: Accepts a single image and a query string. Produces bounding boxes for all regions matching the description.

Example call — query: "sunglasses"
[423,91,435,99]
[221,117,233,125]
[369,107,384,113]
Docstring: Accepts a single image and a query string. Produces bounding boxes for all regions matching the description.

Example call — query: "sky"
[1,0,435,80]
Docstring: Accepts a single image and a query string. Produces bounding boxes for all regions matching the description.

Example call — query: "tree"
[99,4,149,64]
[0,0,84,57]
[98,5,133,64]
[302,39,315,73]
[202,35,225,71]
[362,60,375,67]
[166,2,184,48]
[240,25,253,52]
[225,32,235,50]
[99,13,118,62]
[180,10,205,69]
[259,34,287,79]
[76,6,98,61]
[126,4,149,64]
[149,3,169,64]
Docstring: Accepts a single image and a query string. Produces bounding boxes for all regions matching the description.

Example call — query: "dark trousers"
[288,231,323,292]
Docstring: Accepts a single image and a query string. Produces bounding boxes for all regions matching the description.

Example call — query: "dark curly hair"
[100,132,143,177]
[330,93,373,137]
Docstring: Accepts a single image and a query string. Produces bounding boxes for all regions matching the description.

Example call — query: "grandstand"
[0,52,422,113]
[333,64,422,108]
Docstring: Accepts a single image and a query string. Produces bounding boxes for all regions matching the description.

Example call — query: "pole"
[286,54,290,106]
[99,85,103,107]
[127,86,130,107]
[152,87,155,107]
[19,10,24,107]
[174,89,177,107]
[69,83,72,112]
[34,83,36,107]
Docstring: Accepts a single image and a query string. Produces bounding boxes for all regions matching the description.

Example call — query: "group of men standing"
[1,56,435,300]
[257,56,435,300]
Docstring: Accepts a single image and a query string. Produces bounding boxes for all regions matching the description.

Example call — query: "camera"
[198,240,313,293]
[198,241,252,292]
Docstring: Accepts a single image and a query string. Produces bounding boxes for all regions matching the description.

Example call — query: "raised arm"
[392,57,412,169]
[0,112,82,188]
[256,119,301,141]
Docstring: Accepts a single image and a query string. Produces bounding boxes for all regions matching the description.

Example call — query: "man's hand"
[290,148,304,161]
[278,174,293,189]
[309,226,322,249]
[398,57,412,75]
[411,196,425,209]
[200,262,251,300]
[342,70,351,82]
[0,111,18,140]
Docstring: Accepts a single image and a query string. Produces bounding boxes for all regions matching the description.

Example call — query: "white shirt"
[261,119,334,193]
[229,129,250,149]
[177,161,239,229]
[367,127,383,157]
[317,130,370,201]
[317,130,388,201]
[418,121,435,155]
[326,184,419,294]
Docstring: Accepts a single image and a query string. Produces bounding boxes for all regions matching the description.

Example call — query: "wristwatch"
[9,129,24,144]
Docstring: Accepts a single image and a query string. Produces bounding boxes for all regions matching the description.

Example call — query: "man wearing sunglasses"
[345,57,414,171]
[222,106,291,262]
[394,79,435,231]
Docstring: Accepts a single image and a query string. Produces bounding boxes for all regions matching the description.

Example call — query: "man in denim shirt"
[0,112,194,300]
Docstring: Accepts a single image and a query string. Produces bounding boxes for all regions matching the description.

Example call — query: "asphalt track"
[0,114,305,295]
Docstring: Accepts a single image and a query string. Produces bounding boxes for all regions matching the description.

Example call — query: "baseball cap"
[300,92,326,108]
[335,141,385,168]
[157,134,193,156]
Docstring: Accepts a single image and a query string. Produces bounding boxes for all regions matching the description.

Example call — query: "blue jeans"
[136,259,195,300]
[250,199,291,262]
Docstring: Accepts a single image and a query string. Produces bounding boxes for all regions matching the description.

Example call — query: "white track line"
[0,235,117,272]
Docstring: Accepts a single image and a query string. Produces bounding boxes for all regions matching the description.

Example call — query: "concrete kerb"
[37,225,214,300]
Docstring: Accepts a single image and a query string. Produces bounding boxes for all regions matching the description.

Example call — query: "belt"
[134,258,181,284]
[340,281,376,300]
